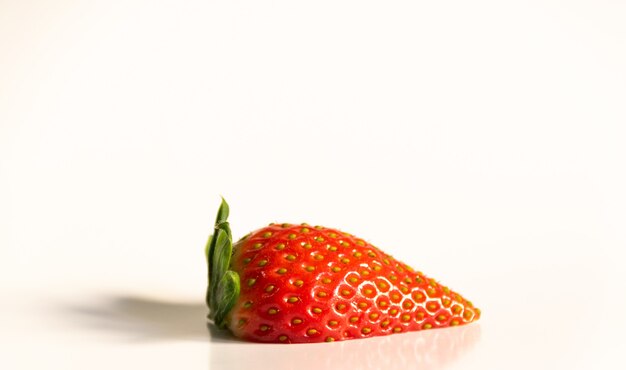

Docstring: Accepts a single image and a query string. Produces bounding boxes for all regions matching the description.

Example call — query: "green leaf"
[205,197,240,327]
[216,221,232,241]
[207,199,230,299]
[204,234,213,263]
[214,197,229,230]
[209,228,232,312]
[213,271,240,328]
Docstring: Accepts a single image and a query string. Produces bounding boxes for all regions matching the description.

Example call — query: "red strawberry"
[205,198,480,343]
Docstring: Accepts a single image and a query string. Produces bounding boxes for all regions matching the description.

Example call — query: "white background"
[1,1,626,369]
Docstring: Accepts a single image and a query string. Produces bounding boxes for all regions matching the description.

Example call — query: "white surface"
[1,1,626,369]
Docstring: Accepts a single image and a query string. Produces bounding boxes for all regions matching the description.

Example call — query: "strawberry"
[205,198,480,343]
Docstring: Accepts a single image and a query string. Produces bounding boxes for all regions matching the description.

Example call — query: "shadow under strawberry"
[68,295,229,342]
[66,294,480,369]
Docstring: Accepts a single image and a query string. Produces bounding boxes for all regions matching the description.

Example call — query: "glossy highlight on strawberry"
[205,198,480,343]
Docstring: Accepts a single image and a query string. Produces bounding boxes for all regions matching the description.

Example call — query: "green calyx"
[205,197,240,329]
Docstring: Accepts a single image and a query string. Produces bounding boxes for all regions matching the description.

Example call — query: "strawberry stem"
[205,197,240,328]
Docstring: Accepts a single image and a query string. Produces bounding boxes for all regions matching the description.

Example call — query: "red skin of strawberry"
[225,223,480,343]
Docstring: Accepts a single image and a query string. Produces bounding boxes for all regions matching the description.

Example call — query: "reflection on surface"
[69,295,211,342]
[210,324,481,370]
